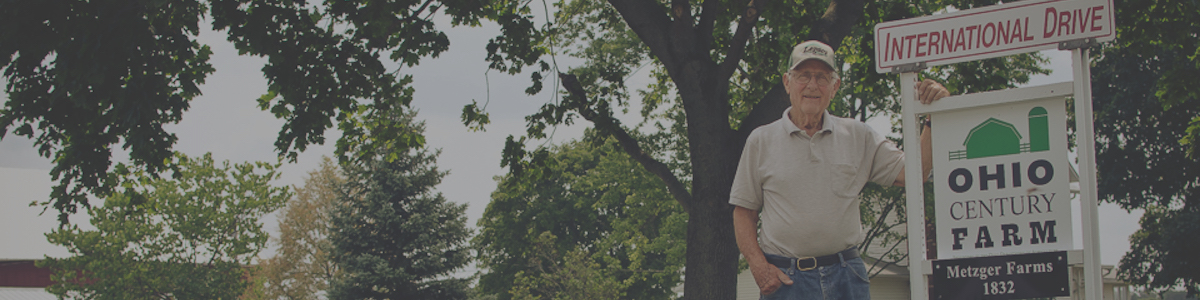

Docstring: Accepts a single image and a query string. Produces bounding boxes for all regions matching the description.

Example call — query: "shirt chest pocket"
[830,163,862,198]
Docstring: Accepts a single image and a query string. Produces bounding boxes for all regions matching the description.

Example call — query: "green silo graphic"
[1028,107,1050,152]
[949,106,1053,160]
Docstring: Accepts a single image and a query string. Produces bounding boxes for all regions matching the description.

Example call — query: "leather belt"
[766,247,859,271]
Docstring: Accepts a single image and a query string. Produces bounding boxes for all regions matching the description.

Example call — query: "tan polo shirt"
[730,108,905,258]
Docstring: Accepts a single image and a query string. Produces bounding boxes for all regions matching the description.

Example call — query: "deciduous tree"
[0,0,536,222]
[40,152,290,300]
[1091,0,1200,295]
[475,133,686,300]
[508,232,624,300]
[247,157,342,300]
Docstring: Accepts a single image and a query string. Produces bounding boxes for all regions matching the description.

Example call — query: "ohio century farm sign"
[931,97,1072,259]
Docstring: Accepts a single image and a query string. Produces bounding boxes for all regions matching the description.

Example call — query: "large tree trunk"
[601,0,866,298]
[679,63,744,299]
[683,194,742,299]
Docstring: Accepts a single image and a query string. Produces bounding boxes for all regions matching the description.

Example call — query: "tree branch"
[716,0,770,81]
[806,0,865,47]
[736,83,789,140]
[860,198,897,247]
[667,0,697,57]
[695,0,720,50]
[670,0,693,22]
[608,0,676,69]
[867,238,907,279]
[559,73,695,213]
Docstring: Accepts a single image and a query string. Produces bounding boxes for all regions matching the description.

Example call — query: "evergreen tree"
[328,111,471,300]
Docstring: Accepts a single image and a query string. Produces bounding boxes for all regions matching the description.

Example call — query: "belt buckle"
[795,257,817,271]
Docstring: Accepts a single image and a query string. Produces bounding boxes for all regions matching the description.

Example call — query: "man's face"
[784,60,840,117]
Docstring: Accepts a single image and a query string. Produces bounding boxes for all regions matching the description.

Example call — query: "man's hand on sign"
[916,79,950,104]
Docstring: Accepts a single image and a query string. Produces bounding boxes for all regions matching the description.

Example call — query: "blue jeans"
[760,254,871,300]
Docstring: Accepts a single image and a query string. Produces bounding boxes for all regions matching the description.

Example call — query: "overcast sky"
[1,12,1142,269]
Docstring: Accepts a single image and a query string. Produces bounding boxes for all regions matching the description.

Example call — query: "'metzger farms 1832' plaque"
[931,251,1069,300]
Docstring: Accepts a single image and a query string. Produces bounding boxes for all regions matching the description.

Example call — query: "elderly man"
[731,40,946,300]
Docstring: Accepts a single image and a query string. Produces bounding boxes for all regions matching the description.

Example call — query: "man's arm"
[894,79,947,187]
[733,205,793,295]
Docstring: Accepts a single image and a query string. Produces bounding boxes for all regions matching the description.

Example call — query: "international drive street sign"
[873,0,1115,73]
[931,97,1073,259]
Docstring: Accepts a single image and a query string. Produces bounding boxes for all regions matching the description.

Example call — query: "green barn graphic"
[949,107,1050,160]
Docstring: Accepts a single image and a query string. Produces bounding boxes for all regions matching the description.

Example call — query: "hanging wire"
[536,0,565,148]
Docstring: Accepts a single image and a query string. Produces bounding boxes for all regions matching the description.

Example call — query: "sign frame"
[886,1,1111,299]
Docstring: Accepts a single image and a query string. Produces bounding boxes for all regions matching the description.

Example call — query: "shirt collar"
[781,107,835,136]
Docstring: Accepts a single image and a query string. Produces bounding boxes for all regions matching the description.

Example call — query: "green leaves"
[509,232,626,300]
[1183,117,1200,159]
[335,89,427,166]
[1114,0,1200,161]
[461,99,492,132]
[475,133,686,300]
[1119,204,1200,296]
[2,0,214,219]
[1089,0,1200,295]
[212,0,430,161]
[39,152,290,299]
[3,0,550,222]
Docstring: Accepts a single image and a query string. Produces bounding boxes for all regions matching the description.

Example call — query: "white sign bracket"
[1058,37,1099,50]
[890,62,928,74]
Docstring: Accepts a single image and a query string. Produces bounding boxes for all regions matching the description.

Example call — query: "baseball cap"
[788,40,838,73]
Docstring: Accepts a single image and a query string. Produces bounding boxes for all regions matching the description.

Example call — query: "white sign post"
[879,0,1113,299]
